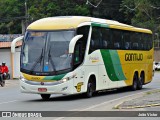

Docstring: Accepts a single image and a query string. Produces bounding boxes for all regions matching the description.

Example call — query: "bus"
[11,16,153,100]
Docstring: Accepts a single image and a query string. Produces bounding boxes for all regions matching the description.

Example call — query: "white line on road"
[80,88,160,111]
[54,88,160,120]
[0,100,18,105]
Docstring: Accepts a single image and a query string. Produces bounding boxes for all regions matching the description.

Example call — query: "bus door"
[73,41,85,93]
[98,65,109,89]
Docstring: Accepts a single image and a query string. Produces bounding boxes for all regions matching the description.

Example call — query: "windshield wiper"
[31,48,44,71]
[48,46,56,72]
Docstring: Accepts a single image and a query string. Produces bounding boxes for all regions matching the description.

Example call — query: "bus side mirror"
[69,35,83,54]
[11,36,24,53]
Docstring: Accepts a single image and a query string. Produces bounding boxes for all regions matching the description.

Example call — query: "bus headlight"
[19,75,26,82]
[60,77,70,83]
[60,74,76,83]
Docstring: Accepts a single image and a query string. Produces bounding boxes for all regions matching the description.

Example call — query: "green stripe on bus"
[100,50,126,81]
[43,73,66,81]
[91,23,109,28]
[109,50,126,80]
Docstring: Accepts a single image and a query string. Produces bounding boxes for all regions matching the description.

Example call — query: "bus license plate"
[38,88,47,92]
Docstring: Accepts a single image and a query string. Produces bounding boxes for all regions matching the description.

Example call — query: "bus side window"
[123,31,131,50]
[147,34,153,50]
[139,33,144,50]
[74,42,81,65]
[132,42,139,49]
[101,28,111,49]
[74,26,90,68]
[131,32,140,50]
[112,29,122,49]
[125,42,130,49]
[89,27,101,53]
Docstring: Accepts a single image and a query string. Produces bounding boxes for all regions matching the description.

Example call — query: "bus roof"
[27,16,152,34]
[27,16,91,30]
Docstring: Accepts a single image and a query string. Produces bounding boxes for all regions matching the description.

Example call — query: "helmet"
[2,62,6,65]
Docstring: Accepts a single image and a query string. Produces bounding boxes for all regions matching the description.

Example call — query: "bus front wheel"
[86,78,96,98]
[40,94,51,100]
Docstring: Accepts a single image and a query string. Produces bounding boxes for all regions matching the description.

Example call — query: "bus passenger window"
[112,29,122,49]
[74,43,81,64]
[103,40,108,48]
[114,42,120,49]
[89,27,101,53]
[122,31,130,50]
[73,26,90,69]
[125,42,130,49]
[101,28,111,49]
[132,43,139,49]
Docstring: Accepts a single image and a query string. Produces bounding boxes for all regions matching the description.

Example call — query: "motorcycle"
[0,73,5,87]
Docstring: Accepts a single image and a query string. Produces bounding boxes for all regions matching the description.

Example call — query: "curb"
[115,103,160,109]
[114,89,160,109]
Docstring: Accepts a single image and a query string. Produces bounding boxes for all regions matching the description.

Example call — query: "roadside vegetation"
[0,0,160,34]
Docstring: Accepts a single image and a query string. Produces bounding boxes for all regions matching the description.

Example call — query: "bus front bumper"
[20,79,73,95]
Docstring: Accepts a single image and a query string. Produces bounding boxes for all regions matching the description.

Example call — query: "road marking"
[54,88,160,120]
[80,88,160,111]
[0,100,18,105]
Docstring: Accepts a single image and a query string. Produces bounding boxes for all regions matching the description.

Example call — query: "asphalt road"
[0,72,160,120]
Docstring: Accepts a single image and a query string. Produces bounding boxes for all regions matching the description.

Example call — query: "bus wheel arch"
[85,74,96,98]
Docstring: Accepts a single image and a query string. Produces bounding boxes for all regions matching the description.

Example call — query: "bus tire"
[40,94,51,100]
[137,72,144,90]
[130,73,138,91]
[86,78,96,98]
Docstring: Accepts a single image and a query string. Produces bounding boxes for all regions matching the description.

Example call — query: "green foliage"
[27,0,90,21]
[120,0,160,33]
[1,0,159,34]
[0,0,25,34]
[0,0,90,33]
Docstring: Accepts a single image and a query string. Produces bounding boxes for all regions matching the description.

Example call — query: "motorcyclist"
[1,62,9,80]
[0,65,2,73]
[0,65,5,87]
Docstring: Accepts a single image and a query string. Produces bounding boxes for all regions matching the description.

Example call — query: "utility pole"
[25,0,28,31]
[22,0,28,34]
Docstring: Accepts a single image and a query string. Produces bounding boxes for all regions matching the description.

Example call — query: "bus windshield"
[21,30,75,75]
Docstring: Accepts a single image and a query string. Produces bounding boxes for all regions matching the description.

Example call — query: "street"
[0,72,160,120]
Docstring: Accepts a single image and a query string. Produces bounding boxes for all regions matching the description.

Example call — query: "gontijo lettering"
[125,53,143,61]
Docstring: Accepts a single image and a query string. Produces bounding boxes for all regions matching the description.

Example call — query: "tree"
[0,0,25,34]
[0,0,90,33]
[86,0,124,22]
[120,0,160,33]
[28,0,90,22]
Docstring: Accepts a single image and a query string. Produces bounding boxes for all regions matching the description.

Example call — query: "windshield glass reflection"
[21,30,74,74]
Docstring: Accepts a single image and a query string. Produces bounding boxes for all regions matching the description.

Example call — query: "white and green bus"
[12,16,153,100]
